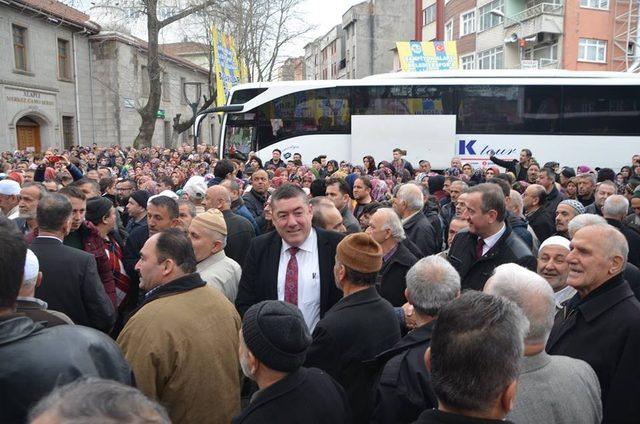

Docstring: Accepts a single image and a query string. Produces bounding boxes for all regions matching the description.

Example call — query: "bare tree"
[77,0,218,147]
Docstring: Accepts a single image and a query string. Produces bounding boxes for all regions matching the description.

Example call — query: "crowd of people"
[1,143,640,424]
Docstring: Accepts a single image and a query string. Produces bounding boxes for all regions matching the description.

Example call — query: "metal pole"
[192,103,198,150]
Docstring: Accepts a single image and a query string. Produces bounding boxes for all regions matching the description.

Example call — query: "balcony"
[504,3,564,39]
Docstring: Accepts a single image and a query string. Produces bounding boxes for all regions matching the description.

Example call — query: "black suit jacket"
[305,287,401,423]
[448,226,537,291]
[403,212,438,257]
[231,367,350,424]
[223,209,256,266]
[547,273,640,423]
[235,227,344,318]
[31,237,115,331]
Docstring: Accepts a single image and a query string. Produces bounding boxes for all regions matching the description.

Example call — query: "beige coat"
[197,250,242,303]
[117,284,241,424]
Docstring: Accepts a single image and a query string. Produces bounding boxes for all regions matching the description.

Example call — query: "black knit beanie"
[242,300,312,372]
[130,190,150,209]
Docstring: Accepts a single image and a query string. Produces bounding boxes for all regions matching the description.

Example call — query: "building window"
[460,10,476,36]
[162,72,170,102]
[180,77,187,104]
[580,0,609,10]
[478,0,504,32]
[578,38,607,62]
[58,39,71,80]
[460,54,476,69]
[62,116,74,149]
[422,4,436,26]
[12,24,28,71]
[477,46,504,69]
[141,65,150,97]
[445,20,454,41]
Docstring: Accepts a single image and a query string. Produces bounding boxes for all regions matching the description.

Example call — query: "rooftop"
[10,0,100,32]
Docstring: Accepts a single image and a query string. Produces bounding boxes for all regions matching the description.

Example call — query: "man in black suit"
[523,184,555,243]
[30,193,114,331]
[393,183,439,257]
[603,195,640,268]
[448,183,536,291]
[235,185,343,331]
[547,224,640,424]
[304,233,400,423]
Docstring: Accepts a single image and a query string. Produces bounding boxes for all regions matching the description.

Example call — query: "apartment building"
[304,0,415,79]
[274,57,307,81]
[415,0,639,71]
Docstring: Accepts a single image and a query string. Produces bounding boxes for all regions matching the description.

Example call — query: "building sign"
[211,27,246,107]
[6,89,55,107]
[396,41,458,72]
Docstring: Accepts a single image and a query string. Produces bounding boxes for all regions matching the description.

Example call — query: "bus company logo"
[458,139,517,157]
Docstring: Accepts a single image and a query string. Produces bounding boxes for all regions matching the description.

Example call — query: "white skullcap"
[148,190,179,202]
[539,236,571,253]
[183,176,207,199]
[24,249,39,281]
[0,179,21,196]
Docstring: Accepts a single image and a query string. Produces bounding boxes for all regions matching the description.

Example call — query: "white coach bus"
[214,70,640,170]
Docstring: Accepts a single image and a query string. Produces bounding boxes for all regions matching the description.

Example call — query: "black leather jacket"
[0,315,133,423]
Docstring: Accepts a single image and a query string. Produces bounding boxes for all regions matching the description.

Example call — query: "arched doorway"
[16,116,41,152]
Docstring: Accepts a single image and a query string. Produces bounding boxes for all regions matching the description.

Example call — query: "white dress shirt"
[278,228,321,331]
[480,223,507,256]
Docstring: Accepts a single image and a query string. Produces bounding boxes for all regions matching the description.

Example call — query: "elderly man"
[236,185,344,331]
[0,179,21,219]
[440,180,468,231]
[366,208,418,306]
[177,200,196,232]
[448,183,536,291]
[506,189,537,252]
[13,182,46,237]
[523,184,555,243]
[311,198,346,233]
[393,183,438,257]
[205,185,255,266]
[29,379,169,424]
[537,236,576,310]
[485,264,602,424]
[414,291,528,423]
[117,229,242,424]
[221,179,260,235]
[233,301,349,423]
[555,199,586,239]
[189,209,241,302]
[305,233,400,423]
[325,177,360,233]
[546,224,640,423]
[586,180,617,216]
[603,195,640,267]
[372,256,460,423]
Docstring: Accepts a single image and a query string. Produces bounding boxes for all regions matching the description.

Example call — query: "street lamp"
[182,81,203,149]
[490,9,526,66]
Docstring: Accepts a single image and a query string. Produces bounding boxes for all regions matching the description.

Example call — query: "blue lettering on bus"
[459,139,476,155]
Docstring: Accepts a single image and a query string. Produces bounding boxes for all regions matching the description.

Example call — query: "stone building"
[89,32,213,148]
[0,0,215,152]
[0,0,99,152]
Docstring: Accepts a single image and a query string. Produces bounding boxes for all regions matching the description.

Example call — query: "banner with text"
[396,41,458,72]
[211,27,245,107]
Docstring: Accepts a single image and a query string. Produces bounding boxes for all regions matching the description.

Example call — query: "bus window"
[352,86,456,115]
[562,86,640,135]
[457,85,559,134]
[229,88,267,105]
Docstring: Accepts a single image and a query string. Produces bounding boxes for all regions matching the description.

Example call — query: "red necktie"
[285,247,299,305]
[476,238,484,259]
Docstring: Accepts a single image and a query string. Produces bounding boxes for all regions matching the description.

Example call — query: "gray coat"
[508,351,602,424]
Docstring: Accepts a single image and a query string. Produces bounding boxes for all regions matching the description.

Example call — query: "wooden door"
[17,125,41,152]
